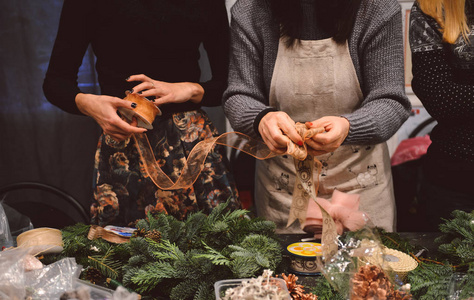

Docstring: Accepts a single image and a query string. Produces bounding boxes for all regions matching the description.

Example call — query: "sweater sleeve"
[409,2,474,124]
[42,0,92,115]
[342,0,411,145]
[198,0,230,107]
[223,1,276,138]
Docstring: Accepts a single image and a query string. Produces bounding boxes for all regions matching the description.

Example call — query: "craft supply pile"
[1,200,473,299]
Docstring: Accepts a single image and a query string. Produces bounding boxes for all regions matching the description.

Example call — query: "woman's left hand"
[305,116,350,156]
[127,74,204,106]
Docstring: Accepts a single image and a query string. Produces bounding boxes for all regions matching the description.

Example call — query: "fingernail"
[125,76,130,81]
[126,89,134,94]
[297,141,303,146]
[131,102,137,108]
[307,122,313,126]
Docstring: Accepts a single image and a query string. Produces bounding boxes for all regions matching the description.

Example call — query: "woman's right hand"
[258,111,303,154]
[75,93,147,141]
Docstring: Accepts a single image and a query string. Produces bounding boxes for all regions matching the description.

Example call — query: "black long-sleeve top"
[409,1,474,191]
[43,0,229,116]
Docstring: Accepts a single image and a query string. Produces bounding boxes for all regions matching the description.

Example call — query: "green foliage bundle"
[308,276,345,300]
[49,201,282,300]
[407,210,474,300]
[46,205,473,300]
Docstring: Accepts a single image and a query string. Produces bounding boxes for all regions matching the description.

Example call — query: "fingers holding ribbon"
[259,111,301,154]
[305,116,350,155]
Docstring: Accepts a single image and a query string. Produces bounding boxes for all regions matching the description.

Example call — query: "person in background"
[223,0,411,233]
[410,0,474,231]
[43,0,240,227]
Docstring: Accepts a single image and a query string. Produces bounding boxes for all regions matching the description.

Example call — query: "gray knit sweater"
[223,0,412,144]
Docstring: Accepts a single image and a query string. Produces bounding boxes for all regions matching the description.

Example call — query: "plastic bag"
[24,257,80,299]
[320,227,413,300]
[0,201,14,249]
[58,279,139,300]
[0,248,29,299]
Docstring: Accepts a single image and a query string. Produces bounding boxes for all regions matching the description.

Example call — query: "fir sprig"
[407,261,453,300]
[118,200,281,299]
[87,245,122,280]
[436,210,474,267]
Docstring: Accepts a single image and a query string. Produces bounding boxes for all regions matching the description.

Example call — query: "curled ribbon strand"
[132,123,323,190]
[132,121,338,260]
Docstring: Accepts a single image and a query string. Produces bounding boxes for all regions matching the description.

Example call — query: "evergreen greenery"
[46,201,282,299]
[45,204,473,300]
[407,210,474,300]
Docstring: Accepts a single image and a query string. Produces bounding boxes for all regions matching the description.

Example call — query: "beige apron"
[255,38,396,233]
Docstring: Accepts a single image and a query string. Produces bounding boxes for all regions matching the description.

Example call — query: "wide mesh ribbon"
[133,122,338,260]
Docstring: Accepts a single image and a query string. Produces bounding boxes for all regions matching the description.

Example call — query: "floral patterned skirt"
[90,109,240,226]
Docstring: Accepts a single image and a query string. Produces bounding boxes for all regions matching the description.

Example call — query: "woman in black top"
[410,0,474,230]
[43,0,240,226]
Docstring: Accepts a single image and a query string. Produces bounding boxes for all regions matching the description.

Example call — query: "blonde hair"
[418,0,470,44]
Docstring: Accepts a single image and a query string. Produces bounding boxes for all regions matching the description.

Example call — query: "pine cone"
[132,228,147,238]
[351,265,391,300]
[300,294,318,300]
[391,289,413,300]
[84,267,104,284]
[351,265,411,300]
[145,229,162,243]
[280,273,318,300]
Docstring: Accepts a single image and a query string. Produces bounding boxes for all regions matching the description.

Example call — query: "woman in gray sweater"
[223,0,411,233]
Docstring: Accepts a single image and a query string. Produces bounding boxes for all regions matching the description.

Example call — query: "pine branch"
[408,262,453,300]
[194,242,231,266]
[309,276,345,300]
[169,279,202,300]
[87,255,121,280]
[228,234,282,278]
[151,239,185,261]
[131,261,177,293]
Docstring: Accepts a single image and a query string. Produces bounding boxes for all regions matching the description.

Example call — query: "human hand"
[258,111,304,154]
[304,116,350,156]
[75,93,147,142]
[126,74,204,106]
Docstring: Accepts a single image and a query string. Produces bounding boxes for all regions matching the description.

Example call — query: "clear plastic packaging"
[0,201,14,249]
[214,272,291,300]
[321,227,413,299]
[0,248,28,299]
